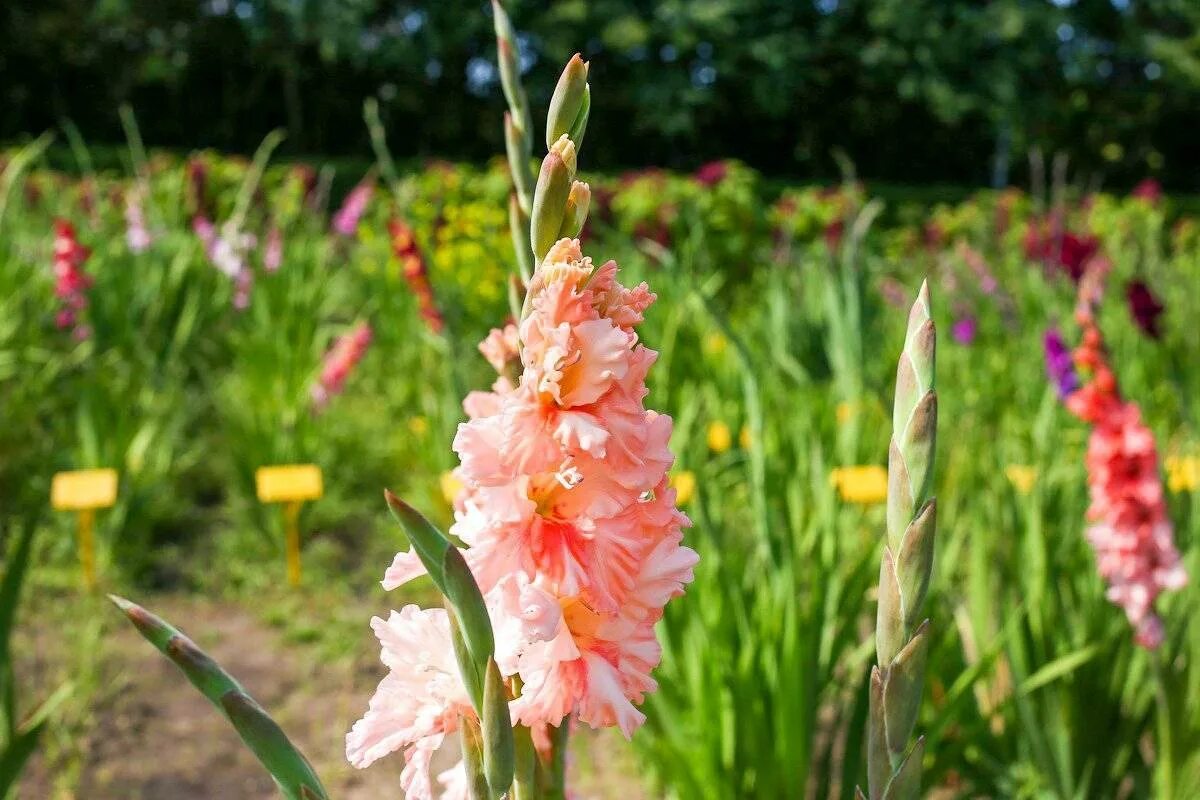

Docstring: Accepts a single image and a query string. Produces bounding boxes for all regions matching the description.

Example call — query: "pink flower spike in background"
[1066,263,1187,649]
[125,188,153,253]
[332,178,374,237]
[312,322,372,411]
[263,225,283,272]
[51,219,94,340]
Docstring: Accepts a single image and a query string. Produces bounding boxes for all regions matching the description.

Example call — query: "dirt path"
[17,595,647,799]
[20,596,404,799]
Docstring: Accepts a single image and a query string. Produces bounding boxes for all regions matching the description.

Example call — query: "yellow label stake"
[256,465,323,587]
[52,468,118,590]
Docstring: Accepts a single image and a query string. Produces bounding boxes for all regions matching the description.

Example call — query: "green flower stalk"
[860,280,937,800]
[492,0,535,282]
[493,0,591,278]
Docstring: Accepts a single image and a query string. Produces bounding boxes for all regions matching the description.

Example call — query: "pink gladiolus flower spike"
[351,237,698,789]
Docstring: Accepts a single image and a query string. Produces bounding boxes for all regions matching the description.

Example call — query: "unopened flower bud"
[545,54,590,150]
[530,152,571,261]
[559,181,591,238]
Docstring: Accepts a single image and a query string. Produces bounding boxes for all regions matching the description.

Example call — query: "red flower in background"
[312,323,373,411]
[1065,265,1186,648]
[693,160,728,187]
[51,220,94,339]
[389,218,444,334]
[1058,232,1098,282]
[186,157,208,217]
[1024,218,1098,283]
[1130,178,1162,206]
[823,219,844,253]
[1125,280,1164,339]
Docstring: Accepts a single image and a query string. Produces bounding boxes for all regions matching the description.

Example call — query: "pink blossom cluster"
[332,179,373,238]
[348,239,697,797]
[1066,288,1187,648]
[125,188,153,253]
[263,225,283,273]
[311,322,372,410]
[193,216,256,309]
[51,220,94,339]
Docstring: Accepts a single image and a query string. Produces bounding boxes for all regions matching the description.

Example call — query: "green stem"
[512,722,537,800]
[534,722,569,800]
[1153,651,1174,800]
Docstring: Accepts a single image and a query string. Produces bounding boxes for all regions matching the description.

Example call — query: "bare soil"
[16,594,646,799]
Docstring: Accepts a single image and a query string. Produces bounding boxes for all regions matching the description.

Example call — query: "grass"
[1,140,1198,798]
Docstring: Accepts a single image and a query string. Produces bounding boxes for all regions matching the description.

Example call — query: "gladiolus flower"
[951,317,977,345]
[1064,267,1187,648]
[186,157,208,216]
[1125,280,1164,339]
[332,178,373,237]
[263,226,283,272]
[51,220,93,340]
[389,218,445,334]
[693,160,728,187]
[312,323,372,410]
[125,189,153,253]
[345,606,474,799]
[194,215,256,309]
[479,323,519,374]
[1043,328,1078,399]
[1130,178,1162,206]
[357,237,696,774]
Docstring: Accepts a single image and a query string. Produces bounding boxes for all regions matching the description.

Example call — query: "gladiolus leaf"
[109,596,329,800]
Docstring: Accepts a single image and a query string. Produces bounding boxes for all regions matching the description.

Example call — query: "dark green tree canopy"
[1,0,1196,188]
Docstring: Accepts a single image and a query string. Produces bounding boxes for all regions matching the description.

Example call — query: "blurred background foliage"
[2,0,1198,188]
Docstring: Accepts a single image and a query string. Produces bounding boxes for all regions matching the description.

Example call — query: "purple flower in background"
[1043,327,1079,399]
[1126,280,1164,339]
[332,179,374,237]
[951,317,977,345]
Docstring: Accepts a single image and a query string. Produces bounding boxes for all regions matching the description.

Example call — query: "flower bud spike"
[546,54,590,150]
[860,281,937,800]
[492,1,531,134]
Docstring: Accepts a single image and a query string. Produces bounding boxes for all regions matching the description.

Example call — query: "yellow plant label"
[830,465,888,505]
[51,469,118,511]
[256,464,323,503]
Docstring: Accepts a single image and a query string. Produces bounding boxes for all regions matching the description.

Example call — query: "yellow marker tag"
[51,469,118,511]
[256,464,323,503]
[831,466,888,505]
[1165,456,1198,493]
[1005,465,1037,495]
